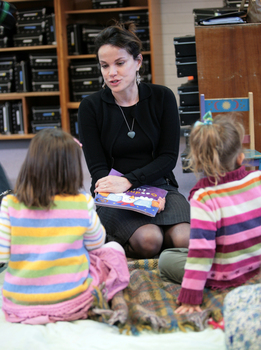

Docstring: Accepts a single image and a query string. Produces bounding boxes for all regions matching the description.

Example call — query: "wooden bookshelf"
[0,0,163,138]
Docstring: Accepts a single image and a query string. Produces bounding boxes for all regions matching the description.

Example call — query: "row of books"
[0,53,59,93]
[69,58,152,102]
[0,7,56,48]
[31,106,61,134]
[0,101,24,135]
[91,0,129,8]
[67,10,150,56]
[0,103,61,135]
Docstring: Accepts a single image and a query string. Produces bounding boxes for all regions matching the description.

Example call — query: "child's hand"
[175,301,202,314]
[157,197,166,213]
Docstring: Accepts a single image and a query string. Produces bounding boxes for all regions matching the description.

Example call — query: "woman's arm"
[78,94,111,191]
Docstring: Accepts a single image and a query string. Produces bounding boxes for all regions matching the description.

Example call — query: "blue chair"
[200,92,261,170]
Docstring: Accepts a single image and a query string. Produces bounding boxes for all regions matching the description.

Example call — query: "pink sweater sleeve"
[83,194,106,251]
[178,192,217,305]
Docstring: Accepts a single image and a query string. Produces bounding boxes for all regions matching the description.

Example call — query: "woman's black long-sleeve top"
[78,82,180,196]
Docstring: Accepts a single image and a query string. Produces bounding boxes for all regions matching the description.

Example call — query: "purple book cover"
[94,169,168,217]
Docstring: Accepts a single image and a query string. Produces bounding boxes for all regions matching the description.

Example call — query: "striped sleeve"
[178,191,217,305]
[83,194,106,251]
[0,196,11,262]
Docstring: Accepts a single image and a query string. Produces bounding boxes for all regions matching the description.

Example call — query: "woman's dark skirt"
[96,184,190,246]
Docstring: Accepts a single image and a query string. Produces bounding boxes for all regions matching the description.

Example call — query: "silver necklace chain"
[116,103,136,139]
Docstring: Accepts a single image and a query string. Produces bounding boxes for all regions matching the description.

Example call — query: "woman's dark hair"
[15,128,83,208]
[94,21,142,60]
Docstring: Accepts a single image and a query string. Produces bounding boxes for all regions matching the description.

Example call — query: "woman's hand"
[157,197,166,213]
[94,175,132,194]
[175,301,202,314]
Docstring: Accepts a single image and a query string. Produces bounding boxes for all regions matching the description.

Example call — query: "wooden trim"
[7,0,45,2]
[0,92,60,99]
[67,52,151,60]
[65,6,148,14]
[0,45,56,52]
[249,92,255,150]
[0,134,35,140]
[147,0,163,84]
[68,102,80,109]
[55,0,71,132]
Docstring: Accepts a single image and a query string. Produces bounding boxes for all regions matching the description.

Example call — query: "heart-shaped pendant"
[127,131,135,139]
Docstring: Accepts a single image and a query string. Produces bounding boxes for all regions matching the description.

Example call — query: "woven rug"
[89,259,261,335]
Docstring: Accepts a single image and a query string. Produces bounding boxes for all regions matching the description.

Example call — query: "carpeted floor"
[89,258,261,335]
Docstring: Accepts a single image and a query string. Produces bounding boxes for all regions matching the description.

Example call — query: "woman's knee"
[129,225,163,258]
[166,223,190,248]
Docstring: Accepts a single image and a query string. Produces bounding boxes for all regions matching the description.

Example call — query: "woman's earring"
[102,81,106,89]
[136,71,141,85]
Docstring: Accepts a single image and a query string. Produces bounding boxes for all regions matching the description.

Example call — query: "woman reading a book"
[78,21,190,259]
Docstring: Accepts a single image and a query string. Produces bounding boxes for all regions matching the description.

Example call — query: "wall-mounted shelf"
[65,6,148,14]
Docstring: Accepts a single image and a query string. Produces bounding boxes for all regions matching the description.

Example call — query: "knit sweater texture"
[0,192,106,306]
[178,167,261,305]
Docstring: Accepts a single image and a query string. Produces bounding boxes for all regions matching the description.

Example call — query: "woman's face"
[98,44,141,94]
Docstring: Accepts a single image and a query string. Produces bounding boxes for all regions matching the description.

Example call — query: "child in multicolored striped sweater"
[159,112,261,314]
[0,128,130,324]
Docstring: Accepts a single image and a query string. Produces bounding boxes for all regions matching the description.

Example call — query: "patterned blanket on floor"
[88,259,261,335]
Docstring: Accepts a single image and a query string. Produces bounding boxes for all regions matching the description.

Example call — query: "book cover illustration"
[94,169,168,217]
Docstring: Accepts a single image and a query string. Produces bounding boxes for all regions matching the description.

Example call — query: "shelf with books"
[0,0,60,139]
[1,0,163,141]
[56,0,163,138]
[0,92,60,137]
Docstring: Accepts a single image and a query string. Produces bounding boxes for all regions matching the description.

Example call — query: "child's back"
[180,166,261,305]
[0,128,130,323]
[1,192,104,306]
[159,113,261,313]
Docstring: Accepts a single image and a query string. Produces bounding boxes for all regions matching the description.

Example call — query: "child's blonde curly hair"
[187,113,245,184]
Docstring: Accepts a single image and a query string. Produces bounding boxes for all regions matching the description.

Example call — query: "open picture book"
[94,169,168,217]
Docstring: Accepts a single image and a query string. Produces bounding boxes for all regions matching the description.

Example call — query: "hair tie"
[73,138,82,148]
[194,111,213,127]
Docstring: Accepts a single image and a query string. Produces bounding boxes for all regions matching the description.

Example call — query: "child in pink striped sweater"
[159,112,261,314]
[0,128,130,324]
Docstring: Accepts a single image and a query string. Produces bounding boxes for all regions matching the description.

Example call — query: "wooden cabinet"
[195,23,261,152]
[0,0,163,140]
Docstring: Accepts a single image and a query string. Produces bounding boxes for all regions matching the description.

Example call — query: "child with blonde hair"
[0,128,129,324]
[159,112,261,314]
